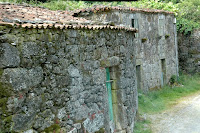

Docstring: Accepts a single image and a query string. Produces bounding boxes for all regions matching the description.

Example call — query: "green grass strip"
[134,73,200,133]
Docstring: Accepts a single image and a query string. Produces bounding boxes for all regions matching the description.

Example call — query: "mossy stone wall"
[0,26,137,133]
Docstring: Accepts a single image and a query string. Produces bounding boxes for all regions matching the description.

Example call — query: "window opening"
[136,65,141,90]
[131,19,135,28]
[158,18,165,36]
[132,19,139,37]
[161,59,166,86]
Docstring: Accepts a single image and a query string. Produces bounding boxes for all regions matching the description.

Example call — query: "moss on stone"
[95,128,105,133]
[0,69,13,131]
[100,60,109,67]
[0,83,12,98]
[43,124,61,133]
[3,115,12,124]
[41,93,46,102]
[165,34,170,38]
[48,32,53,42]
[0,98,8,114]
[0,26,7,31]
[0,69,12,99]
[141,38,147,43]
[194,58,200,63]
[0,69,3,76]
[188,49,199,54]
[74,118,86,124]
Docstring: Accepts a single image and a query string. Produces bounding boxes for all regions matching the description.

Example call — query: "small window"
[158,18,165,36]
[131,19,139,37]
[131,19,135,28]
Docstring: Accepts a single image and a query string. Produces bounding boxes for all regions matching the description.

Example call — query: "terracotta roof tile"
[72,5,174,17]
[0,3,91,25]
[0,3,137,32]
[0,20,137,32]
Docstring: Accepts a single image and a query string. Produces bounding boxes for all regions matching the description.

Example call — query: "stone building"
[73,6,179,92]
[178,29,200,74]
[0,3,177,133]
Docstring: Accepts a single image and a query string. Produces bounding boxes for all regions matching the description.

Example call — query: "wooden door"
[106,67,114,121]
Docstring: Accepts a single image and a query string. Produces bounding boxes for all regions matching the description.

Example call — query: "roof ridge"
[0,21,137,32]
[72,5,174,17]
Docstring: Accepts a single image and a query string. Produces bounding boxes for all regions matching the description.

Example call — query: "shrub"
[169,75,177,85]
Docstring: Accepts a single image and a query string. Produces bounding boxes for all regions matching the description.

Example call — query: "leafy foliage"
[176,18,199,35]
[176,0,200,35]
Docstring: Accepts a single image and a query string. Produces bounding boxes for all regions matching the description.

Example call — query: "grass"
[134,73,200,132]
[139,73,200,114]
[134,118,152,133]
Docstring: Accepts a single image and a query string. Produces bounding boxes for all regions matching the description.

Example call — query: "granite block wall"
[178,29,200,74]
[0,26,137,133]
[84,11,178,92]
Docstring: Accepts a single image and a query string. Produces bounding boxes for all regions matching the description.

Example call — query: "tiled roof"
[0,21,137,32]
[0,3,137,32]
[0,3,90,24]
[72,5,174,17]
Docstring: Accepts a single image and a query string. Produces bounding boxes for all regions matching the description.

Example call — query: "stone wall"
[84,10,178,92]
[178,29,200,74]
[0,25,137,133]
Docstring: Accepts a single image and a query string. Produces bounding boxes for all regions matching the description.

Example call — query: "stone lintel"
[100,56,120,68]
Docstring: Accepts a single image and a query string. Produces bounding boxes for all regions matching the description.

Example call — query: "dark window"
[136,65,141,90]
[132,19,139,37]
[161,59,166,86]
[132,19,135,28]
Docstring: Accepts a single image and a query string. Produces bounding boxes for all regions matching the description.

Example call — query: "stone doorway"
[106,67,114,122]
[106,66,126,132]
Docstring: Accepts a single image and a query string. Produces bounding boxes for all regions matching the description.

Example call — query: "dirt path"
[148,91,200,133]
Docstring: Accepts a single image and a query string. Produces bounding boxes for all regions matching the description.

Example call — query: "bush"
[169,75,177,85]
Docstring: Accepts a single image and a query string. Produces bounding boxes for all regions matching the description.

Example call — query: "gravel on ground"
[148,92,200,133]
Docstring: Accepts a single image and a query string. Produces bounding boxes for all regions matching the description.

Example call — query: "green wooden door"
[106,68,114,121]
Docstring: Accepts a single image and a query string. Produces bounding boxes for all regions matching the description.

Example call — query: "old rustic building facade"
[73,6,179,92]
[0,3,177,133]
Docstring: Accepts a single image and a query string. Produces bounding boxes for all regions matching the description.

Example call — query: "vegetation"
[139,73,200,113]
[42,124,61,133]
[0,0,199,132]
[134,118,151,133]
[134,72,200,132]
[0,69,13,133]
[0,0,199,35]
